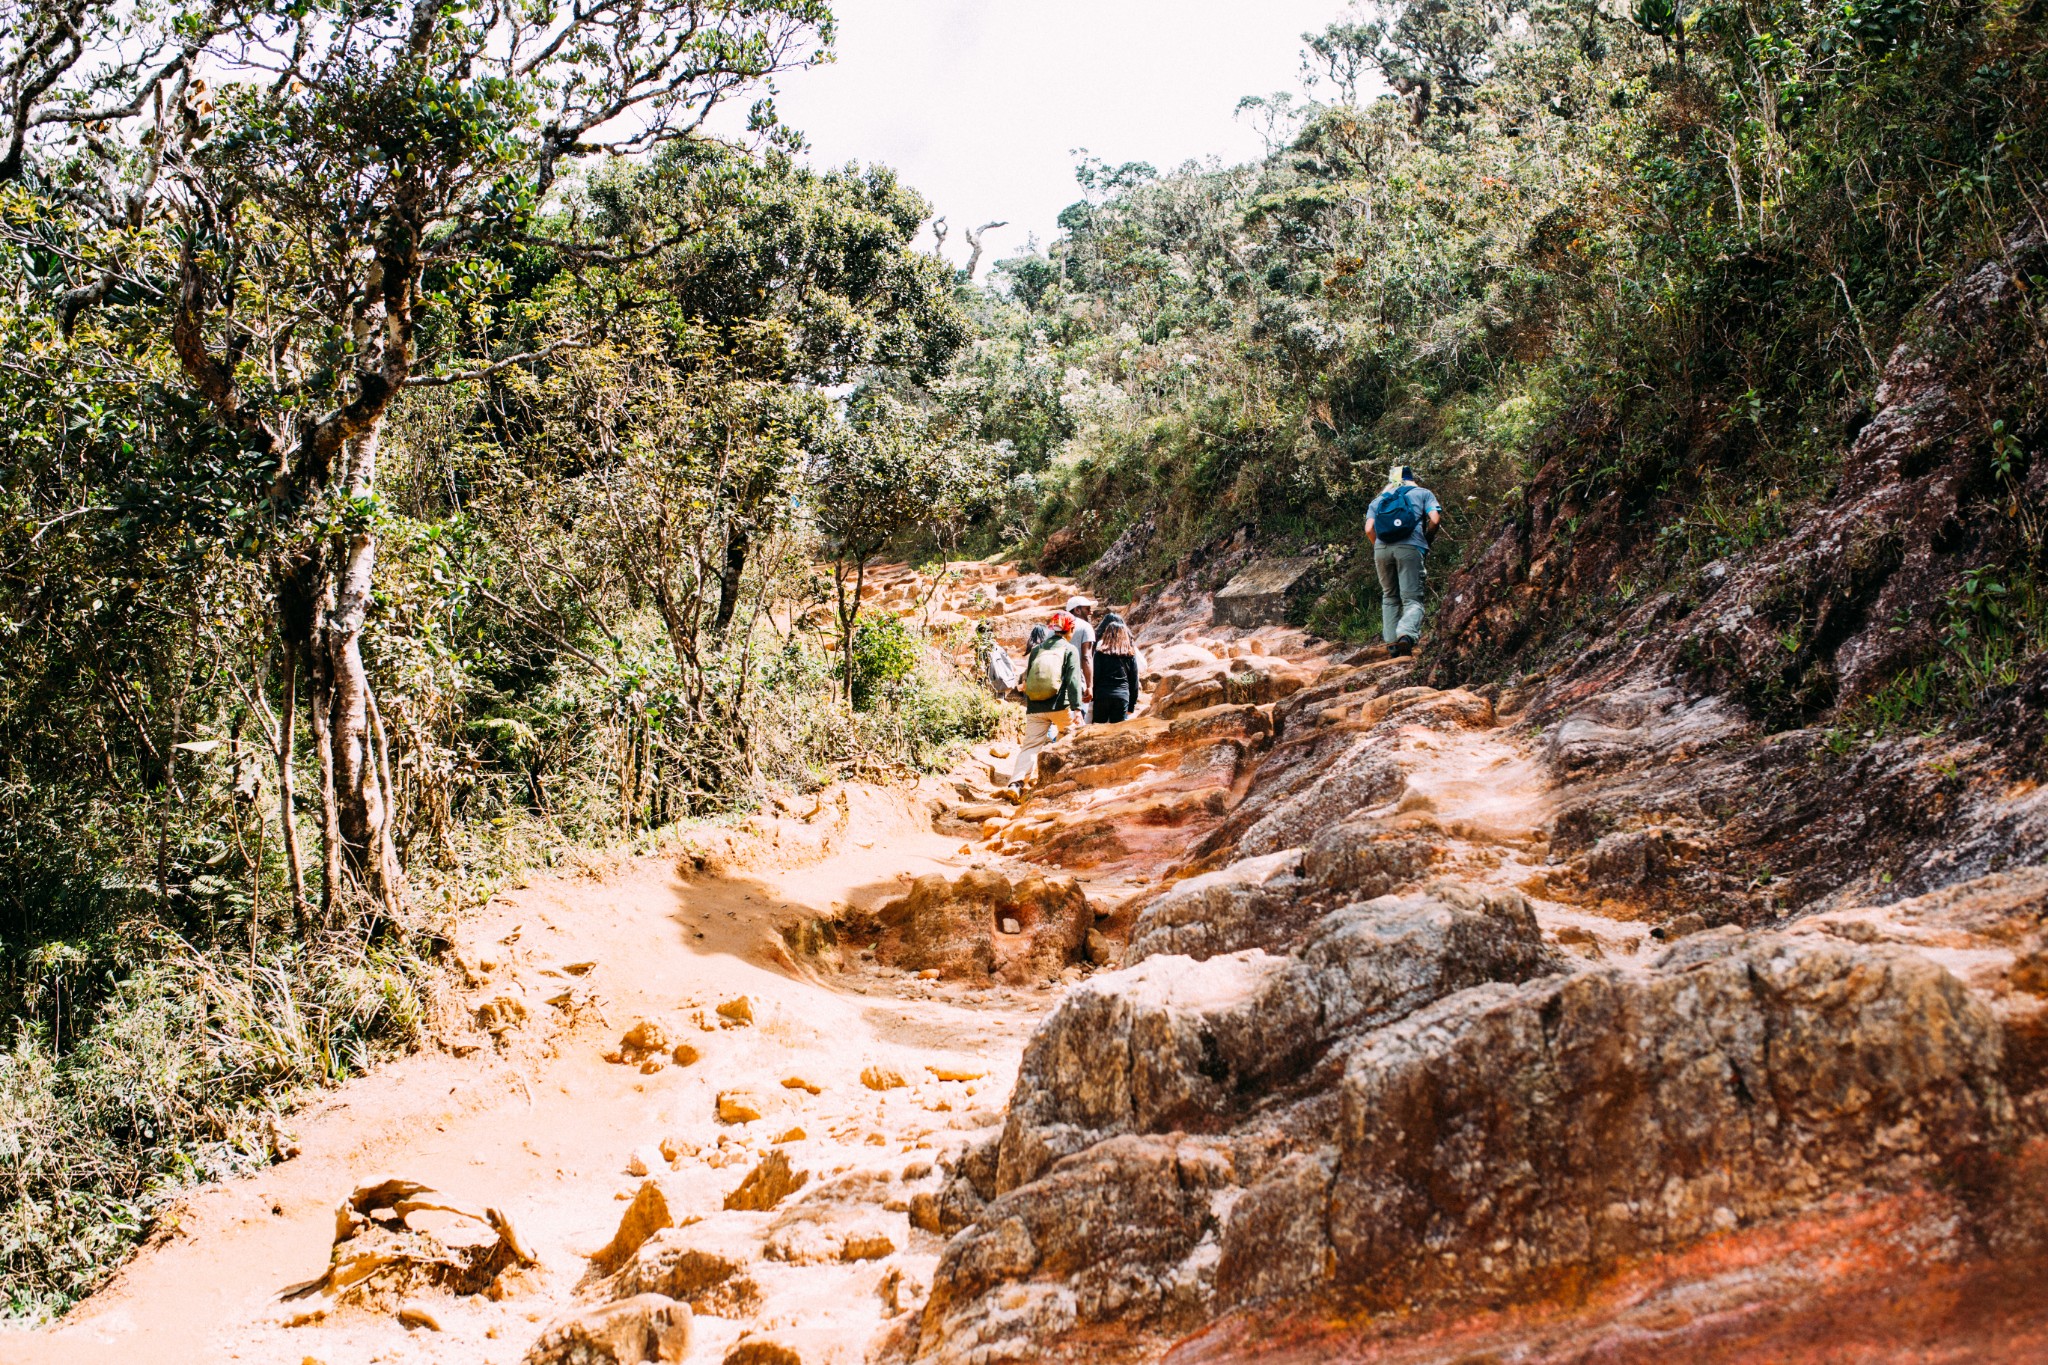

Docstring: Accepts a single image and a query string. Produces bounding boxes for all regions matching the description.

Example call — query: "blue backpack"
[1372,487,1422,543]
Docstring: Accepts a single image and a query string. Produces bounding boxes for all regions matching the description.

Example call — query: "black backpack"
[1372,487,1420,543]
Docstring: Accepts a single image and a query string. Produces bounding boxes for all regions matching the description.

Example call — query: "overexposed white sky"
[761,0,1347,272]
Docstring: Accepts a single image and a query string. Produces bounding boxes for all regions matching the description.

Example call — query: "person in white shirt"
[1065,595,1096,721]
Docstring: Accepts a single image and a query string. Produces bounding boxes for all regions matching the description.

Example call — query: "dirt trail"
[18,779,1075,1364]
[7,561,1672,1365]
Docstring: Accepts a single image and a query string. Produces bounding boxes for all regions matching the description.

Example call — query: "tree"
[0,0,236,184]
[52,0,834,916]
[582,143,967,633]
[808,392,992,702]
[1306,0,1526,125]
[962,220,1007,280]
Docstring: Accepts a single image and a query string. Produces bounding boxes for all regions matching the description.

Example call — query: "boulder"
[716,1091,765,1124]
[918,930,2018,1358]
[994,887,1558,1195]
[522,1294,690,1364]
[924,1134,1232,1349]
[610,1222,763,1318]
[618,1020,668,1058]
[724,1151,808,1212]
[762,1168,908,1265]
[860,1065,908,1091]
[1211,557,1322,628]
[1318,932,2013,1307]
[591,1181,676,1274]
[1124,849,1306,963]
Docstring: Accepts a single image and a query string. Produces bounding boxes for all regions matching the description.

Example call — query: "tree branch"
[403,337,581,387]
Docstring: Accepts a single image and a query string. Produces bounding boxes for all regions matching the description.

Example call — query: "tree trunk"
[713,526,750,633]
[173,200,419,927]
[272,646,310,932]
[313,663,342,920]
[310,430,402,918]
[836,554,869,705]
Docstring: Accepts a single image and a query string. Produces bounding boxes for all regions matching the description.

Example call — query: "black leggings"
[1093,694,1132,724]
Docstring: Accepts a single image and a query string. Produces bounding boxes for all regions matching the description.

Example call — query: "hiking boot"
[1392,636,1417,657]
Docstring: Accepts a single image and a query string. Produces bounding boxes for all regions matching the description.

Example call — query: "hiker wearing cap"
[1065,596,1097,719]
[1005,612,1084,789]
[1366,464,1442,657]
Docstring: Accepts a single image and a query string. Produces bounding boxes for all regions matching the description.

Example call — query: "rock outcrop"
[843,869,1094,985]
[992,885,1560,1196]
[522,1294,691,1364]
[1433,212,2048,908]
[900,598,2048,1363]
[913,927,2019,1362]
[1210,557,1323,628]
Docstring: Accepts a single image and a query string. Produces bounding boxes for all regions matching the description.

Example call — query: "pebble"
[718,1090,765,1123]
[396,1303,442,1332]
[861,1066,909,1091]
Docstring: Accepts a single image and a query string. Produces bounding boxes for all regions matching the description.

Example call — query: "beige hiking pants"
[1010,711,1074,786]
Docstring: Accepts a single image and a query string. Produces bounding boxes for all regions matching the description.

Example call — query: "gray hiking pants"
[1375,540,1427,644]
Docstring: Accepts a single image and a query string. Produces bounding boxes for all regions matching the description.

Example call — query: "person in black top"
[1091,612,1142,724]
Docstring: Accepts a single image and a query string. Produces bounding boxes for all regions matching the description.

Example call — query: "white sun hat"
[1065,595,1096,612]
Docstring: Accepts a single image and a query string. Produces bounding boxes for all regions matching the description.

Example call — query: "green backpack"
[1021,639,1070,702]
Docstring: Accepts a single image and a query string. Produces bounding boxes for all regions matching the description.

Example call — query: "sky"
[757,0,1350,274]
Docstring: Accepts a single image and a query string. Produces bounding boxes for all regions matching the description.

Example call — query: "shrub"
[844,614,923,710]
[0,931,436,1320]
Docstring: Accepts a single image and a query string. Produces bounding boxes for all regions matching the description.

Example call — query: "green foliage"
[1847,565,2048,734]
[845,614,921,709]
[1,932,433,1319]
[955,0,2048,650]
[812,391,1000,565]
[873,674,1004,769]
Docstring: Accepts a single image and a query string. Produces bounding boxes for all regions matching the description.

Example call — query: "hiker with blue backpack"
[1003,611,1085,790]
[1367,464,1443,657]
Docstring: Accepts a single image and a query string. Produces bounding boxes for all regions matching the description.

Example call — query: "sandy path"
[11,782,1071,1365]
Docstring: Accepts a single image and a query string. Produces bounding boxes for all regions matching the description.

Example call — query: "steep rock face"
[1429,214,2048,902]
[1323,931,2010,1306]
[912,930,2018,1363]
[1436,216,2047,721]
[1527,682,2048,920]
